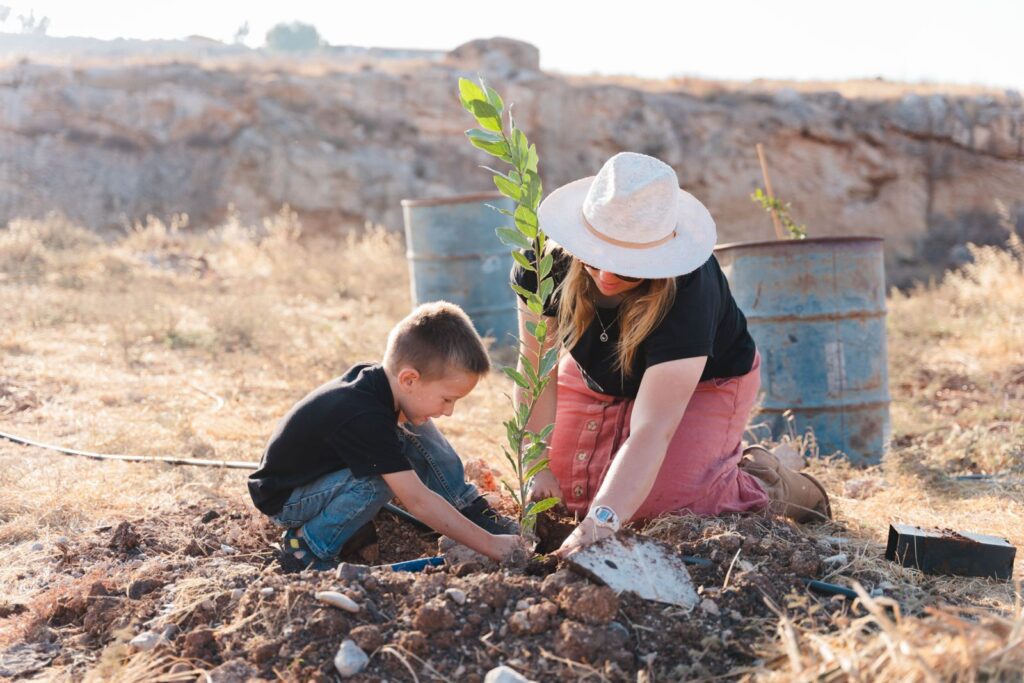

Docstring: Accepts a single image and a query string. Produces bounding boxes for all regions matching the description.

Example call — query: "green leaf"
[533,319,547,344]
[496,227,533,251]
[465,128,503,144]
[470,100,502,132]
[485,86,504,113]
[516,401,530,427]
[512,129,529,162]
[502,367,530,389]
[527,299,544,316]
[525,459,550,482]
[458,78,486,110]
[502,479,522,506]
[512,251,535,271]
[504,420,519,452]
[539,252,553,279]
[521,355,540,386]
[469,136,511,160]
[526,143,539,172]
[530,496,561,516]
[539,423,555,441]
[509,170,522,185]
[521,171,541,211]
[510,283,535,300]
[493,175,520,201]
[538,276,554,305]
[514,205,538,239]
[525,320,538,337]
[539,346,560,378]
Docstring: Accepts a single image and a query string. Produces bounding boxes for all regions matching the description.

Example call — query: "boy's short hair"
[383,302,491,380]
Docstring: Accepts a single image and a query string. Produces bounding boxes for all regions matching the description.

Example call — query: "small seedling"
[751,187,807,239]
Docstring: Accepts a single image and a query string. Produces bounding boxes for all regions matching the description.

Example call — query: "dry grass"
[1,213,1023,680]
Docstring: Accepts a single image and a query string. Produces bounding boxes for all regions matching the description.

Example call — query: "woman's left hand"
[553,516,614,559]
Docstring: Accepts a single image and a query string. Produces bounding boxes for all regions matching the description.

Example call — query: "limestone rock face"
[1,42,1021,284]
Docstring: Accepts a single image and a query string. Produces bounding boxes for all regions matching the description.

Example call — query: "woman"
[512,152,830,556]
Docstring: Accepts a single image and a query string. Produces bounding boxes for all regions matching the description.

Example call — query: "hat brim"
[536,176,717,278]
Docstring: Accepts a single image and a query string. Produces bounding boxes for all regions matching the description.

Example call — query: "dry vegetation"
[0,212,1022,681]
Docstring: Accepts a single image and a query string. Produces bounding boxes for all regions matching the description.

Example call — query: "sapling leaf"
[514,205,538,239]
[539,253,553,279]
[502,367,530,389]
[485,86,504,113]
[539,277,554,305]
[525,459,550,482]
[539,347,560,378]
[512,251,535,271]
[530,496,561,516]
[496,227,533,251]
[470,100,503,132]
[494,175,520,200]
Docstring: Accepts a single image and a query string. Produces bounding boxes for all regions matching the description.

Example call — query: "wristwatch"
[588,505,621,533]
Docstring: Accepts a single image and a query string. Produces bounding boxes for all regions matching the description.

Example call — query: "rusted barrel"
[401,192,518,346]
[715,237,891,464]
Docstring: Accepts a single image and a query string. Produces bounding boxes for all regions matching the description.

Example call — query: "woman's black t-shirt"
[511,248,756,398]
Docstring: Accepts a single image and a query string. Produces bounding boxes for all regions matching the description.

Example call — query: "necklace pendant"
[599,331,609,342]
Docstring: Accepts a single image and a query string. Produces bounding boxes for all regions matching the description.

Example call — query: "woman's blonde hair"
[556,257,677,377]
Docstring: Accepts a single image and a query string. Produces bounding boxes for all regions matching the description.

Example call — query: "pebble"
[55,536,69,545]
[515,598,531,611]
[823,553,849,566]
[333,639,369,677]
[445,588,467,605]
[484,665,530,683]
[337,562,370,581]
[259,587,274,597]
[30,542,44,552]
[316,591,360,613]
[128,630,165,651]
[200,599,215,611]
[230,588,244,601]
[219,544,236,554]
[700,598,720,616]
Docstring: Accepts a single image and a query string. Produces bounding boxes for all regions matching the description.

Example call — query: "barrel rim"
[401,191,506,208]
[715,235,884,252]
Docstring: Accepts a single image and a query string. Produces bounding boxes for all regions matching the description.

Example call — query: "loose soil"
[0,496,949,681]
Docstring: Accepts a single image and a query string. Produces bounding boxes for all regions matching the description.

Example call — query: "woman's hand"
[526,467,561,503]
[553,516,614,558]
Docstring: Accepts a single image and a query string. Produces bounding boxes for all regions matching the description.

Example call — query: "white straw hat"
[537,152,716,278]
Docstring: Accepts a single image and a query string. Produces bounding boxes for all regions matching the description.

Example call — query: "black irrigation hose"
[0,427,429,531]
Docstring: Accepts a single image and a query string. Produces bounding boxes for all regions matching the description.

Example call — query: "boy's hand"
[489,533,531,564]
[526,468,561,504]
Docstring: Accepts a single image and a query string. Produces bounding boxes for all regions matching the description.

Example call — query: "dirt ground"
[1,491,925,682]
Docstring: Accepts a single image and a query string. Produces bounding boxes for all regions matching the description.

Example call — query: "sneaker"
[460,496,520,535]
[278,528,338,573]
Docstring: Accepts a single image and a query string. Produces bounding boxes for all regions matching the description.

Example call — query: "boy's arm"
[382,470,522,562]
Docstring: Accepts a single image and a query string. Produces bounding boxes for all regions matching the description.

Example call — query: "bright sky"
[3,0,1022,89]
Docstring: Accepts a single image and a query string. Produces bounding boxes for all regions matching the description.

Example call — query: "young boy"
[248,302,524,572]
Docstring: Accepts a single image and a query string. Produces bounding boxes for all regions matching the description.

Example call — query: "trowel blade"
[566,534,700,609]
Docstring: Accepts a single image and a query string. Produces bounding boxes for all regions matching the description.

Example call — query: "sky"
[2,0,1022,90]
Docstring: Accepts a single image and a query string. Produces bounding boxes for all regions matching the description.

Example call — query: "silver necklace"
[594,306,619,343]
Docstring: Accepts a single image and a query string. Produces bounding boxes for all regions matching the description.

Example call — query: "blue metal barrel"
[401,192,518,346]
[715,237,890,465]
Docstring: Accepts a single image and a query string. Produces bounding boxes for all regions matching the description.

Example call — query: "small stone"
[219,544,236,554]
[316,591,360,613]
[445,588,467,605]
[515,599,530,611]
[484,664,530,683]
[333,639,369,677]
[128,630,164,651]
[700,598,720,616]
[259,587,274,597]
[200,599,215,611]
[337,562,370,581]
[230,588,244,601]
[168,662,191,674]
[349,624,383,652]
[823,553,848,566]
[55,536,69,545]
[161,624,178,640]
[30,542,44,552]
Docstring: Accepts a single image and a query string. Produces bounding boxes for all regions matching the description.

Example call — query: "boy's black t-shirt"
[247,363,411,516]
[511,248,756,398]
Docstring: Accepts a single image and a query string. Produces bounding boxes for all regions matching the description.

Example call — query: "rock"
[336,562,370,581]
[30,542,44,552]
[445,588,467,605]
[182,628,217,660]
[200,509,220,523]
[439,536,496,571]
[219,544,236,555]
[396,630,428,656]
[556,584,619,625]
[205,658,257,683]
[108,523,140,553]
[413,600,455,633]
[315,591,360,613]
[515,598,531,611]
[230,588,243,601]
[507,601,558,635]
[128,630,164,651]
[540,568,578,598]
[127,578,163,599]
[349,624,383,652]
[484,664,532,683]
[259,587,274,597]
[700,598,720,617]
[333,639,369,677]
[555,620,629,664]
[823,553,849,566]
[447,37,541,77]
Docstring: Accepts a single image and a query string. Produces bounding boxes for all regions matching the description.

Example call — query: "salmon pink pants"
[548,353,769,520]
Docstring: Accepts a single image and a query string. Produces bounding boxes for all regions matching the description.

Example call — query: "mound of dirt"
[0,499,918,681]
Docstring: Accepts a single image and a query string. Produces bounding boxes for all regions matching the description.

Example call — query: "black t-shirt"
[247,363,411,515]
[511,248,756,398]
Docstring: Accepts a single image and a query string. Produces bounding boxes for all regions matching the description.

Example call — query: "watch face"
[595,507,614,523]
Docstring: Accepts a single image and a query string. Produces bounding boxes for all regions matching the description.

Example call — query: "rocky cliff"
[1,37,1021,284]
